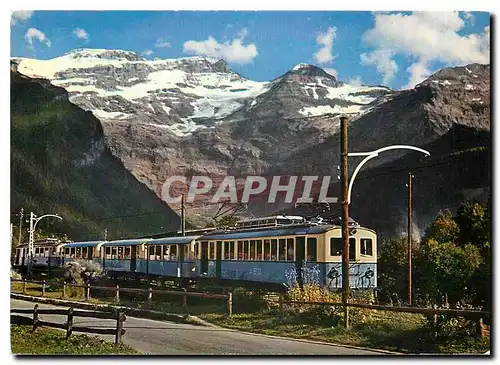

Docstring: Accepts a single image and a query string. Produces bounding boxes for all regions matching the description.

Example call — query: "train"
[13,215,377,291]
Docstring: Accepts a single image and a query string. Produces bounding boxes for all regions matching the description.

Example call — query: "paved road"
[11,299,389,355]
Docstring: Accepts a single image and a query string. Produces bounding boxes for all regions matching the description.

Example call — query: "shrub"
[232,287,269,313]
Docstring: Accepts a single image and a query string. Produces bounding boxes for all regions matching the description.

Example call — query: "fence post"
[432,313,438,341]
[115,285,120,304]
[115,311,124,344]
[148,288,153,309]
[182,288,187,313]
[279,293,284,321]
[32,304,39,332]
[62,282,66,298]
[23,279,27,294]
[66,307,74,339]
[42,280,46,297]
[86,283,91,301]
[476,317,484,338]
[227,291,233,317]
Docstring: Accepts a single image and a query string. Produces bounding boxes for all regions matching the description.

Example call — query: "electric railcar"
[14,217,377,290]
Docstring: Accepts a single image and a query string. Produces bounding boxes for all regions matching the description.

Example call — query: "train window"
[330,238,356,260]
[271,239,278,260]
[209,242,215,260]
[105,246,111,259]
[237,241,243,260]
[149,245,155,260]
[264,240,270,260]
[278,239,286,260]
[82,247,88,258]
[277,219,288,225]
[117,246,123,259]
[349,238,356,261]
[243,241,249,260]
[250,240,256,260]
[360,238,373,256]
[163,246,170,261]
[170,245,178,260]
[125,247,131,259]
[112,247,117,259]
[229,241,235,260]
[194,242,199,259]
[287,239,294,261]
[155,245,162,260]
[330,238,342,256]
[307,238,317,262]
[65,248,70,256]
[71,247,76,258]
[76,247,81,258]
[224,241,230,260]
[256,240,263,260]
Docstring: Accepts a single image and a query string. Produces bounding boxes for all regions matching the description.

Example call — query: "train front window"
[307,238,317,262]
[125,247,131,259]
[360,238,373,256]
[224,241,230,260]
[330,238,356,261]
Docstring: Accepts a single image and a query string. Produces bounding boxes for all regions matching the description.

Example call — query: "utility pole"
[18,207,24,247]
[28,212,35,277]
[408,172,414,306]
[181,193,186,236]
[340,115,350,328]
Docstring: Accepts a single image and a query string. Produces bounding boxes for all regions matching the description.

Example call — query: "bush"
[11,269,22,280]
[232,287,269,313]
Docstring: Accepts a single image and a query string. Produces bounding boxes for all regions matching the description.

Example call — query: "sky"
[10,10,491,90]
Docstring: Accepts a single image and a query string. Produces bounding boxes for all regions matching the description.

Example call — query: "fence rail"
[11,304,126,344]
[11,278,232,315]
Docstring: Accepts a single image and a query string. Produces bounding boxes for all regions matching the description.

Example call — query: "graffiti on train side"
[327,263,375,289]
[285,263,322,287]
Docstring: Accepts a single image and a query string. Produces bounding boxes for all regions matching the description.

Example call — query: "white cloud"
[11,11,34,26]
[324,68,338,78]
[348,76,363,86]
[361,11,490,88]
[403,59,432,89]
[154,39,171,48]
[73,28,89,40]
[183,28,258,64]
[313,27,337,64]
[142,49,154,56]
[463,11,475,25]
[24,28,51,49]
[360,49,399,85]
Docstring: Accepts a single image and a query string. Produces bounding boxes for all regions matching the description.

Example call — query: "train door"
[130,245,137,272]
[216,241,222,278]
[295,236,306,287]
[200,241,209,275]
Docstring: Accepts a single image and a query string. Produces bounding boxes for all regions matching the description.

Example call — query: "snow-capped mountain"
[12,48,391,137]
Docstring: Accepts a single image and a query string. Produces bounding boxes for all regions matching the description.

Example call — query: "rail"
[11,278,232,316]
[276,295,489,339]
[11,304,126,344]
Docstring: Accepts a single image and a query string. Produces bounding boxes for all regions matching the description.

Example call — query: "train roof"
[102,238,152,247]
[63,241,105,248]
[148,235,200,245]
[201,224,335,240]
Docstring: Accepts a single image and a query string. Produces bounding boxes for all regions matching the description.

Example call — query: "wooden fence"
[11,278,232,316]
[276,295,490,339]
[11,304,126,344]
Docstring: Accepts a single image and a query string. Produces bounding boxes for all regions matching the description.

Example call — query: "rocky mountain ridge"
[12,49,491,235]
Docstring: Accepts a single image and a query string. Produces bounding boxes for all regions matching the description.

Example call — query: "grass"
[11,325,139,355]
[12,281,490,354]
[197,311,490,354]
